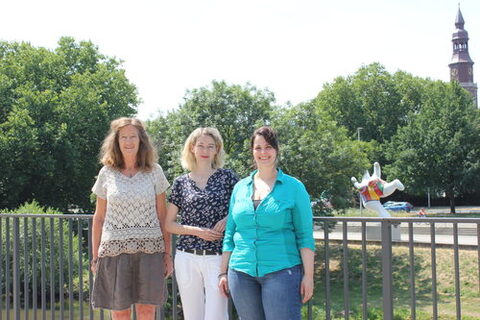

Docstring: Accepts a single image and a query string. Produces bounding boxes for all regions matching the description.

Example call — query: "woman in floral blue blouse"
[165,127,238,320]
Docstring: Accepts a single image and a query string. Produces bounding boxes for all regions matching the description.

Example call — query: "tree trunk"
[447,189,456,214]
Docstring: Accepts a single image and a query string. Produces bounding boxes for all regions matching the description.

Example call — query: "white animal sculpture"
[351,162,405,218]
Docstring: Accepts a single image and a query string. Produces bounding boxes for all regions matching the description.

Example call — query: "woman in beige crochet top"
[90,117,172,320]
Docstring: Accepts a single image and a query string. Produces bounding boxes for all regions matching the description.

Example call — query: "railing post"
[453,223,461,319]
[342,222,350,319]
[361,222,368,320]
[381,221,393,320]
[13,218,20,320]
[324,222,331,320]
[172,235,178,320]
[0,217,3,320]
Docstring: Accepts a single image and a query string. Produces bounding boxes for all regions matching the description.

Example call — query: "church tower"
[449,7,477,106]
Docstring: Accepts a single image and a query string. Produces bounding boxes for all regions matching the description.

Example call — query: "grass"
[310,242,480,319]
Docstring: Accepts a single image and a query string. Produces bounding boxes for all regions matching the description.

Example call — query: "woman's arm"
[156,193,171,255]
[218,195,238,297]
[91,197,106,273]
[218,251,232,297]
[213,170,240,233]
[165,203,223,241]
[291,182,316,303]
[156,192,174,277]
[300,248,315,303]
[211,217,227,232]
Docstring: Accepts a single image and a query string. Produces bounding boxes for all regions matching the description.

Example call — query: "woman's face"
[252,135,277,168]
[118,125,140,158]
[191,134,217,165]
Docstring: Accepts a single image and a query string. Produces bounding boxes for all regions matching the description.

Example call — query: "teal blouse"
[223,169,315,277]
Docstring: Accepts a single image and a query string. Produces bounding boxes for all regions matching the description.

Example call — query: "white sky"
[2,0,479,120]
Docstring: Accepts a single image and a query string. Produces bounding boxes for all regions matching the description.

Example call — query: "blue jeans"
[228,265,303,320]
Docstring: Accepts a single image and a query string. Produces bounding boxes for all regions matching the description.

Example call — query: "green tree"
[0,37,138,211]
[385,81,480,213]
[272,101,372,213]
[315,63,427,145]
[148,80,275,180]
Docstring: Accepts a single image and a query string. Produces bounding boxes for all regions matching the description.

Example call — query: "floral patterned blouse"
[168,168,238,253]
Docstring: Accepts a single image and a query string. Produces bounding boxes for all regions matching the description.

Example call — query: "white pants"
[174,250,228,320]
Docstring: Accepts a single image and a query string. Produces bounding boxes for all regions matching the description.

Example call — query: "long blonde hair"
[100,117,157,171]
[181,127,225,171]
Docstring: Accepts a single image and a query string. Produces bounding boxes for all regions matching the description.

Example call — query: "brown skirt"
[91,252,166,311]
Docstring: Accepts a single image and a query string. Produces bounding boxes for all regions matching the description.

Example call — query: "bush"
[1,201,88,306]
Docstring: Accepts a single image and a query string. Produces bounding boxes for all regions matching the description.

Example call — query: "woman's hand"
[196,227,223,241]
[212,217,227,233]
[90,259,98,274]
[164,254,174,278]
[300,274,314,303]
[218,273,230,298]
[218,252,232,297]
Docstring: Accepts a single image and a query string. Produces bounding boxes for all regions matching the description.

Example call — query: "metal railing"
[315,216,480,320]
[1,214,479,320]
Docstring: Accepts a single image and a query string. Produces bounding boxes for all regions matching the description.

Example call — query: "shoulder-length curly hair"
[100,117,157,171]
[181,127,225,171]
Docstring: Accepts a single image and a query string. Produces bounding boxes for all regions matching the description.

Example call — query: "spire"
[455,6,465,29]
[449,5,477,107]
[450,5,472,63]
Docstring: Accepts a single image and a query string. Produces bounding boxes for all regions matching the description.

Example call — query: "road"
[314,221,479,246]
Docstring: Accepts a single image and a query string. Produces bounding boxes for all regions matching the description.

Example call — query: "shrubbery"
[1,201,90,306]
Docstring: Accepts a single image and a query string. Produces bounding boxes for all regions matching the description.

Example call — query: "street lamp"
[357,127,363,215]
[357,127,363,142]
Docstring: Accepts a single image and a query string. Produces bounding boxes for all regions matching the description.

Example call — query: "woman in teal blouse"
[218,126,315,320]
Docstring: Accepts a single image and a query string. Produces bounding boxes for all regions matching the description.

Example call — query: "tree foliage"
[315,63,428,145]
[0,38,138,211]
[148,80,371,215]
[2,47,479,213]
[385,81,480,212]
[147,80,275,180]
[272,102,371,212]
[312,63,480,209]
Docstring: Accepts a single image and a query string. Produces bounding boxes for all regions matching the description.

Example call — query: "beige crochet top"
[92,163,170,257]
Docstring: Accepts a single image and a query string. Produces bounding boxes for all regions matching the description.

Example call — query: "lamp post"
[357,127,363,215]
[427,187,431,208]
[357,127,363,142]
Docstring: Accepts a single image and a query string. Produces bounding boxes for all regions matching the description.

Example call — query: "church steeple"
[455,7,465,29]
[449,6,477,106]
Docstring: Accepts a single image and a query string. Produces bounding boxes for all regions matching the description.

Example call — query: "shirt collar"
[246,168,285,185]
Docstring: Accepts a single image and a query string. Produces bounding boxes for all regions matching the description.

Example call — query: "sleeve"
[167,177,183,209]
[292,182,315,251]
[222,184,238,252]
[91,167,107,199]
[154,164,170,195]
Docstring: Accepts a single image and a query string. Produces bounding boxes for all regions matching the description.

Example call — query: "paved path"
[314,221,479,246]
[417,206,480,214]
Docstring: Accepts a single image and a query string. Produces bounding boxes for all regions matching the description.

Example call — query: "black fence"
[1,214,479,319]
